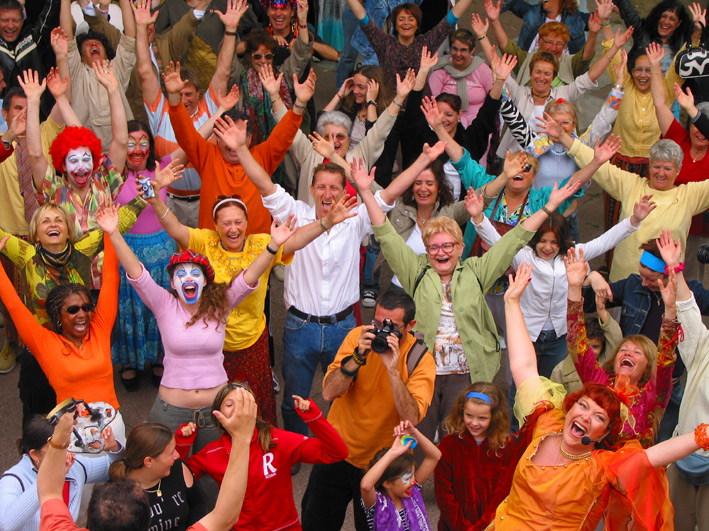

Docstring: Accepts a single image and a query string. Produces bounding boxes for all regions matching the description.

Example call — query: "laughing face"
[249,44,275,74]
[267,4,293,35]
[506,160,536,194]
[171,262,207,306]
[426,232,463,281]
[352,73,369,105]
[60,292,94,344]
[631,55,652,94]
[450,39,473,70]
[395,9,418,41]
[384,466,416,500]
[36,208,69,250]
[613,340,649,385]
[464,401,492,442]
[214,204,248,252]
[648,158,678,191]
[689,123,708,152]
[0,8,22,43]
[563,396,610,451]
[64,148,94,188]
[530,60,555,98]
[321,123,350,155]
[657,9,680,41]
[534,230,560,261]
[127,131,150,171]
[412,170,439,208]
[80,39,108,65]
[437,101,461,136]
[310,170,346,220]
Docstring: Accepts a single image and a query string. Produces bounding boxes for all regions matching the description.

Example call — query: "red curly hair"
[563,383,622,448]
[49,126,103,174]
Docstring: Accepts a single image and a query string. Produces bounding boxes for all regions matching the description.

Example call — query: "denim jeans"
[361,236,381,294]
[535,329,568,378]
[335,6,360,89]
[281,310,356,436]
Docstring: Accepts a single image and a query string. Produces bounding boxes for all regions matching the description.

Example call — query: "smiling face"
[147,437,179,478]
[437,101,461,136]
[549,111,576,136]
[613,340,650,385]
[322,123,351,155]
[450,39,473,70]
[64,147,94,188]
[631,55,652,93]
[310,170,346,220]
[395,9,418,41]
[214,204,248,252]
[464,401,492,442]
[426,232,463,280]
[249,44,275,73]
[352,73,369,104]
[60,292,94,344]
[538,32,567,59]
[179,82,200,116]
[563,395,610,450]
[412,169,439,208]
[127,131,150,171]
[535,230,560,261]
[80,39,108,65]
[648,158,678,191]
[267,4,293,35]
[506,161,536,194]
[171,262,207,306]
[0,8,23,42]
[384,465,416,500]
[657,9,680,41]
[530,60,555,97]
[689,123,709,152]
[36,208,69,249]
[638,263,666,291]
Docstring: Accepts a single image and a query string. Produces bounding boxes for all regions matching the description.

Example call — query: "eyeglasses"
[540,37,566,49]
[63,303,94,315]
[252,53,274,60]
[331,133,348,141]
[427,241,457,253]
[371,318,406,330]
[632,67,652,74]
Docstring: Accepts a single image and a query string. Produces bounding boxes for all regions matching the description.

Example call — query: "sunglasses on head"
[63,303,94,315]
[252,53,274,60]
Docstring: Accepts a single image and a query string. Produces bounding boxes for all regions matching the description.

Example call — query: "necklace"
[417,213,431,226]
[145,478,162,498]
[559,442,591,461]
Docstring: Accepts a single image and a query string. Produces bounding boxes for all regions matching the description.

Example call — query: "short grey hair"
[697,102,709,117]
[316,111,353,136]
[649,139,683,172]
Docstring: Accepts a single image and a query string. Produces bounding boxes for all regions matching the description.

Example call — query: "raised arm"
[118,0,136,38]
[242,216,297,286]
[46,67,80,127]
[95,202,142,280]
[143,161,191,249]
[504,263,540,388]
[59,0,73,37]
[37,413,75,505]
[344,0,365,20]
[644,429,704,468]
[379,141,447,204]
[18,70,49,189]
[226,118,278,197]
[586,27,633,83]
[648,42,673,136]
[282,195,358,255]
[211,0,249,96]
[484,0,507,50]
[50,28,71,100]
[350,158,386,226]
[132,0,160,107]
[92,60,128,173]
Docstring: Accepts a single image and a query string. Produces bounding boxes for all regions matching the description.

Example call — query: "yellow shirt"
[0,117,63,236]
[187,229,292,350]
[603,39,680,159]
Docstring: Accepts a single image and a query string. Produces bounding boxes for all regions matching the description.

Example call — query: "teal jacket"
[373,219,535,382]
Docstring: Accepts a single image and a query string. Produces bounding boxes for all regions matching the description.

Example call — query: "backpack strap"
[1,473,25,492]
[407,332,430,378]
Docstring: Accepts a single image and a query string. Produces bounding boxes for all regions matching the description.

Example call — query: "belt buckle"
[314,315,334,325]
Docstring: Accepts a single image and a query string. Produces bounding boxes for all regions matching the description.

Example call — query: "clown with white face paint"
[172,263,206,305]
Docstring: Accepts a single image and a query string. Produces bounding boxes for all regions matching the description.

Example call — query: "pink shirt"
[115,156,171,234]
[429,63,493,128]
[128,265,257,389]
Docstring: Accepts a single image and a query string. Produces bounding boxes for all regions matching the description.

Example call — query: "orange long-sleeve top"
[0,233,119,408]
[168,102,303,232]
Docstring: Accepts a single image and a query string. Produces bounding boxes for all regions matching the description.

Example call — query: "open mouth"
[72,171,90,186]
[620,358,635,369]
[512,175,524,182]
[404,487,413,497]
[73,320,88,333]
[181,282,199,303]
[570,421,587,438]
[47,229,61,237]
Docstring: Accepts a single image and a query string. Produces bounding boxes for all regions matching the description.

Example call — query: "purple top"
[128,264,257,389]
[365,484,431,531]
[116,156,171,234]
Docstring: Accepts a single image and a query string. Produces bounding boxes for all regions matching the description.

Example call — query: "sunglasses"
[63,303,94,315]
[252,53,274,60]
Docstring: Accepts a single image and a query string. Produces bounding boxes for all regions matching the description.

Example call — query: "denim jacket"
[351,0,424,62]
[502,0,590,55]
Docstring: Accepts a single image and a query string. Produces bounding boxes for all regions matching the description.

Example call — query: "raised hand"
[337,78,354,99]
[162,61,187,95]
[588,12,602,34]
[547,179,582,210]
[613,26,634,49]
[46,67,69,99]
[296,0,309,25]
[323,195,358,227]
[214,115,248,151]
[308,131,335,159]
[215,0,249,32]
[596,0,614,23]
[673,83,697,113]
[396,68,416,99]
[366,78,379,103]
[656,229,682,269]
[483,0,500,21]
[504,262,533,303]
[293,395,312,412]
[502,151,528,179]
[630,194,656,225]
[153,160,185,193]
[491,53,518,82]
[595,290,610,323]
[564,248,587,287]
[91,60,118,91]
[259,64,284,98]
[470,13,489,38]
[689,2,707,26]
[270,214,298,246]
[50,27,69,57]
[213,387,257,442]
[94,201,119,234]
[180,422,197,437]
[464,187,485,219]
[590,272,613,301]
[393,420,415,438]
[613,49,628,87]
[131,0,158,26]
[645,42,665,67]
[422,140,446,162]
[216,85,240,112]
[658,269,677,312]
[294,68,317,103]
[17,69,46,101]
[593,134,622,165]
[420,96,442,129]
[419,46,438,72]
[5,107,26,139]
[350,157,375,192]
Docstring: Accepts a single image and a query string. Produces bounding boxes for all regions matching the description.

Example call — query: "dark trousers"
[301,460,368,531]
[19,348,57,424]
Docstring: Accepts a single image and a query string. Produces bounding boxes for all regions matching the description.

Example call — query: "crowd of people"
[1,0,709,529]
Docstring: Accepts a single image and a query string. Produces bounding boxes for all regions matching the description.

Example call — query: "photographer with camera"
[301,290,435,531]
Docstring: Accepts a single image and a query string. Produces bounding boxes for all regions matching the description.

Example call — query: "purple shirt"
[115,156,171,234]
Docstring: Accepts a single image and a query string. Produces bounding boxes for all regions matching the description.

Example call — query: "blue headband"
[640,251,666,274]
[466,392,492,405]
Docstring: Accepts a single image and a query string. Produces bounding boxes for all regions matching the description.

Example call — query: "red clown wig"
[49,126,103,174]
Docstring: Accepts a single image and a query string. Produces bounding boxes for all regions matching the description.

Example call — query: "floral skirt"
[112,230,176,368]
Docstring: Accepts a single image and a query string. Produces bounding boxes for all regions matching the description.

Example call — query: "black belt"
[167,193,200,202]
[288,305,353,325]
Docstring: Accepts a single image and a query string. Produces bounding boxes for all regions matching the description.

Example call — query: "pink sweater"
[115,157,171,234]
[128,265,257,389]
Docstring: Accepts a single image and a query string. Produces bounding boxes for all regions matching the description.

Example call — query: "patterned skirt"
[223,328,277,426]
[112,230,176,368]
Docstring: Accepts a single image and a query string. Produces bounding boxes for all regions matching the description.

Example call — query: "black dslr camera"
[370,319,402,353]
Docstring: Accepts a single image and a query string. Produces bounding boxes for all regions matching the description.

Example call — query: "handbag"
[674,452,709,486]
[676,24,709,79]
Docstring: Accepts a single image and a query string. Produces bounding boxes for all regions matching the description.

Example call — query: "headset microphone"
[581,432,608,446]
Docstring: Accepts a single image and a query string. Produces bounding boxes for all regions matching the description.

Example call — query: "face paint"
[172,263,206,305]
[65,148,93,188]
[127,133,150,171]
[399,471,414,484]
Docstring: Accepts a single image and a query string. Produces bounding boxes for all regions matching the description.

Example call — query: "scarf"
[373,487,430,531]
[37,243,73,270]
[431,55,484,111]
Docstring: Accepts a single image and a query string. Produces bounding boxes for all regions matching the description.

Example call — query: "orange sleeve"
[167,102,215,173]
[251,109,303,173]
[94,233,119,331]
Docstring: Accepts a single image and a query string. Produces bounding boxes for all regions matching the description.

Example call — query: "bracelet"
[266,244,278,255]
[158,207,171,220]
[293,102,307,109]
[391,99,403,108]
[352,347,367,366]
[298,23,308,29]
[272,97,281,104]
[542,206,553,216]
[695,423,709,451]
[339,356,359,377]
[47,436,70,450]
[319,219,329,232]
[478,34,487,41]
[335,93,342,99]
[224,30,237,36]
[1,138,11,151]
[601,22,610,27]
[366,100,378,108]
[613,84,625,90]
[664,262,684,275]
